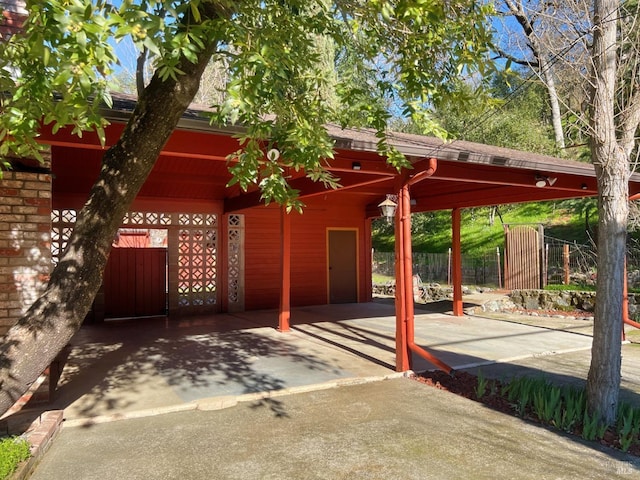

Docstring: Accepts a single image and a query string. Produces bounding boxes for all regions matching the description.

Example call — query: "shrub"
[0,436,30,479]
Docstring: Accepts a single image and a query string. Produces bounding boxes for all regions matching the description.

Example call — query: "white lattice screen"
[51,210,220,313]
[177,213,218,309]
[227,214,245,311]
[51,209,77,263]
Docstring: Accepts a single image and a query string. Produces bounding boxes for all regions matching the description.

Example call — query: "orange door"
[328,230,358,303]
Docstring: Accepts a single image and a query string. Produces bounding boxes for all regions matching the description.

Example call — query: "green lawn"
[372,199,597,256]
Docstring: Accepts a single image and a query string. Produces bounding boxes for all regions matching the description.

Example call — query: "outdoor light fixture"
[266,148,280,162]
[352,162,361,170]
[535,175,558,188]
[378,196,397,223]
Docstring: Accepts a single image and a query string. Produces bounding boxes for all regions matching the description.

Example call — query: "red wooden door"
[104,248,167,318]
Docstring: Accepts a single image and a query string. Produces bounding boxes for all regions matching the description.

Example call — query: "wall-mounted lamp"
[581,183,588,190]
[266,148,280,161]
[535,174,558,188]
[378,196,397,224]
[352,162,361,170]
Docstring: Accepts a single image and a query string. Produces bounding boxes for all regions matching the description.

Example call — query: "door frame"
[326,228,360,304]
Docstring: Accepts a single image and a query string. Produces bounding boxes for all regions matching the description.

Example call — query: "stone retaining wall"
[373,283,640,318]
[510,289,640,318]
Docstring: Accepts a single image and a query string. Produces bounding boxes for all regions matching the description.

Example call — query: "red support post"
[401,184,415,370]
[395,184,410,371]
[451,208,463,316]
[393,161,453,374]
[278,206,291,332]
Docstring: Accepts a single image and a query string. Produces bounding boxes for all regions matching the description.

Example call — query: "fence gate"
[504,225,543,290]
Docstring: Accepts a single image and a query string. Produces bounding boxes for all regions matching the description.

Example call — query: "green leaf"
[190,2,201,23]
[142,36,161,56]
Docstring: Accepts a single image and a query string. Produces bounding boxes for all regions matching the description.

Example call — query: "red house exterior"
[3,93,640,340]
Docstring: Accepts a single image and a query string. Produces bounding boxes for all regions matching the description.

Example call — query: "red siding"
[243,195,370,310]
[104,248,167,318]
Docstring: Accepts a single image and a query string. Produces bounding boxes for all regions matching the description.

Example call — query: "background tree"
[494,0,593,155]
[0,0,495,416]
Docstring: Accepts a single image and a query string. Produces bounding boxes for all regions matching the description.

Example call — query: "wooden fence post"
[563,244,570,285]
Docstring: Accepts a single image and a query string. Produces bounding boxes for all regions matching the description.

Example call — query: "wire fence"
[373,250,503,287]
[373,240,640,288]
[545,241,597,286]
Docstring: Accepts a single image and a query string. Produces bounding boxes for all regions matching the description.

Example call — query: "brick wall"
[0,158,52,335]
[0,1,27,40]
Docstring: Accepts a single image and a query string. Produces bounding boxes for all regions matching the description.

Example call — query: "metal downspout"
[398,159,453,374]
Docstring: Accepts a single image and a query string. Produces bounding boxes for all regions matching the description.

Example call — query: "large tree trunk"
[586,0,628,426]
[0,32,220,417]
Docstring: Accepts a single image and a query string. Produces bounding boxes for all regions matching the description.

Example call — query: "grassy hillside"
[372,198,598,256]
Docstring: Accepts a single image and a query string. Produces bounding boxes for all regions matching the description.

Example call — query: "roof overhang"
[37,92,640,215]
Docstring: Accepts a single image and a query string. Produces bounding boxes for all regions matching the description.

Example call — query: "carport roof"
[40,92,640,214]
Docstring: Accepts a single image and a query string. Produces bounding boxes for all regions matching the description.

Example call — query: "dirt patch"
[414,370,640,457]
[505,307,594,319]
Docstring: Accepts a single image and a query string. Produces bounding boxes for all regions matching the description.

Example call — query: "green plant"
[488,379,498,397]
[475,370,488,399]
[581,410,607,441]
[617,403,640,452]
[533,384,562,423]
[544,284,596,292]
[0,436,30,479]
[560,387,586,433]
[473,373,640,454]
[505,376,538,417]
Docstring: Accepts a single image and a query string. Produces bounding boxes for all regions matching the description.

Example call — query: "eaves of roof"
[103,92,635,182]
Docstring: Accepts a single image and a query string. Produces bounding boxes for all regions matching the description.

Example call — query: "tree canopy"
[0,0,496,208]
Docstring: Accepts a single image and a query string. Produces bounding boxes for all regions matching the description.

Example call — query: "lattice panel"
[227,214,244,307]
[177,224,218,308]
[51,209,219,312]
[179,213,217,227]
[122,211,172,226]
[51,210,77,264]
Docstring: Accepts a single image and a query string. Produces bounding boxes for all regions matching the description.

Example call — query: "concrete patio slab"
[8,298,640,479]
[7,301,597,424]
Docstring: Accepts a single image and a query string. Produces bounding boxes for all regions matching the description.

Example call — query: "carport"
[33,94,640,377]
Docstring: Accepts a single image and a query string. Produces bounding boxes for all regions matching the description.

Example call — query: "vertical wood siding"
[243,196,369,310]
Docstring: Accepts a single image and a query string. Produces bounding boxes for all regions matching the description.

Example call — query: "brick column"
[0,156,52,335]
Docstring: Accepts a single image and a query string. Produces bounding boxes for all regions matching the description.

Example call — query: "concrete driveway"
[29,377,640,480]
[8,299,640,478]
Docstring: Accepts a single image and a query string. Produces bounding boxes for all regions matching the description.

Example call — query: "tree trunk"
[586,0,628,426]
[0,35,220,416]
[588,156,628,425]
[501,0,566,152]
[540,57,566,152]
